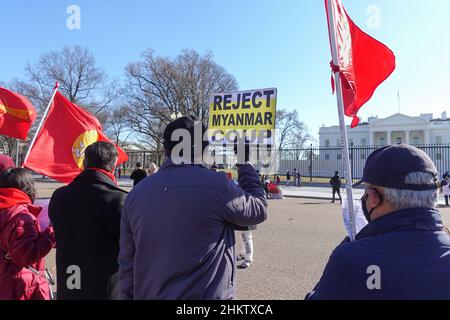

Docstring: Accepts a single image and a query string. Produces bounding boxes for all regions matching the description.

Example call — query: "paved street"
[237,198,450,299]
[235,198,347,299]
[36,179,450,299]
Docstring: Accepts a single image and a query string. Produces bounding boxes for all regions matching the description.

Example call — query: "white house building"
[319,112,450,147]
[289,112,450,178]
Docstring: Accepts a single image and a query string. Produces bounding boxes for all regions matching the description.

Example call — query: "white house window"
[436,136,442,144]
[337,154,342,160]
[413,137,420,145]
[325,139,330,147]
[379,138,386,145]
[361,138,366,145]
[336,139,341,147]
[396,137,402,144]
[325,154,330,160]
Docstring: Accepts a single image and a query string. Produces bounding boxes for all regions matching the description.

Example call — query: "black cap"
[163,115,208,152]
[353,144,439,191]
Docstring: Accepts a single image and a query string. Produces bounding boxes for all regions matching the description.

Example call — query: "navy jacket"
[119,160,267,300]
[309,208,450,300]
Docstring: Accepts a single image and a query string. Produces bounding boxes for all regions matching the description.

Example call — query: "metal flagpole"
[15,139,20,167]
[326,0,357,239]
[21,82,60,168]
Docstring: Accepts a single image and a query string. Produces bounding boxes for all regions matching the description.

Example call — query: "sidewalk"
[280,185,450,206]
[118,177,450,206]
[281,185,364,201]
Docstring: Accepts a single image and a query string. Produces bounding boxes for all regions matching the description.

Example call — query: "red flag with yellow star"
[23,92,128,183]
[0,87,37,140]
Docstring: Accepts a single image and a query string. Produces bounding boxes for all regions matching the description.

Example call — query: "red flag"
[24,92,128,183]
[0,87,37,140]
[325,0,396,128]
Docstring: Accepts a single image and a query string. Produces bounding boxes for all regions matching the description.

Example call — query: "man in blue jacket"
[119,116,268,300]
[308,144,450,300]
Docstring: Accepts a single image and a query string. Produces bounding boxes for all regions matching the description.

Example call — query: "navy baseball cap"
[353,144,439,191]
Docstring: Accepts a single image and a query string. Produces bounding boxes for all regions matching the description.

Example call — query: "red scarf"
[0,188,32,211]
[87,168,117,185]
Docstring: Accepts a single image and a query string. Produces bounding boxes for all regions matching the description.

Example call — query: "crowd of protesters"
[0,116,268,300]
[2,117,450,300]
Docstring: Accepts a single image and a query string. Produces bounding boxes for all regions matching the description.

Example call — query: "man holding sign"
[209,88,276,269]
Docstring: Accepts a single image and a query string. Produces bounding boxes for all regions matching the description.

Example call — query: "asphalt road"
[235,198,346,300]
[36,180,450,300]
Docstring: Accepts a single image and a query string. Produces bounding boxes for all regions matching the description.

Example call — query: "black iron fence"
[118,144,450,181]
[278,144,450,183]
[121,151,165,175]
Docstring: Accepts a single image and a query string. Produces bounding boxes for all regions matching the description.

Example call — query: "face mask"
[361,188,383,222]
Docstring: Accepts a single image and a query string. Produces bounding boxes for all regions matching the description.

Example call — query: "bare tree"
[103,105,132,147]
[276,109,312,152]
[13,46,116,115]
[124,49,238,150]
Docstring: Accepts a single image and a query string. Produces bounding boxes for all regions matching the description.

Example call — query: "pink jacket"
[0,189,55,300]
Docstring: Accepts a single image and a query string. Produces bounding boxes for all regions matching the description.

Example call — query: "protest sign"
[342,197,368,239]
[208,88,277,138]
[207,88,278,173]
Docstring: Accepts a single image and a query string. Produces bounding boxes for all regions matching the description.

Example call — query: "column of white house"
[405,130,410,144]
[424,130,431,144]
[387,130,392,145]
[369,131,374,146]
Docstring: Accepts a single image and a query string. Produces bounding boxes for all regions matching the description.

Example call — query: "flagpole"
[15,139,20,167]
[22,82,60,168]
[326,0,357,240]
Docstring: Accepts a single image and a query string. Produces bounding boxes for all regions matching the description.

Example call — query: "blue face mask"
[361,188,383,222]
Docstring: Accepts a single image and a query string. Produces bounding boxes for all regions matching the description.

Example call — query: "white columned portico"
[387,131,392,145]
[405,130,410,144]
[424,130,430,144]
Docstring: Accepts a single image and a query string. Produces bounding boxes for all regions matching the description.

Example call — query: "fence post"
[350,142,354,183]
[309,144,313,182]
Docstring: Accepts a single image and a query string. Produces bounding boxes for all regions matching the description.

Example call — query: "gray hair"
[147,162,158,174]
[383,172,438,210]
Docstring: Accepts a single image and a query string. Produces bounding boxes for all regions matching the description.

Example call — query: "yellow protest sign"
[208,88,277,133]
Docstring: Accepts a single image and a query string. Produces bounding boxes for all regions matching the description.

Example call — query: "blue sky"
[1,0,450,139]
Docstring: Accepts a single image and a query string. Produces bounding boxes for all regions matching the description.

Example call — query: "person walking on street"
[286,170,291,187]
[235,225,257,269]
[296,171,302,187]
[330,171,342,204]
[146,162,158,176]
[444,177,450,206]
[130,162,147,187]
